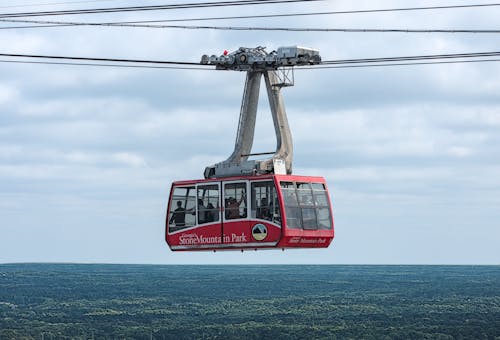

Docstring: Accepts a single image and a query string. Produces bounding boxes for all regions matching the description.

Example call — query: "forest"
[0,264,499,339]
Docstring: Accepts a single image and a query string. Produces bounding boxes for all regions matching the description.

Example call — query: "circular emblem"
[252,224,268,241]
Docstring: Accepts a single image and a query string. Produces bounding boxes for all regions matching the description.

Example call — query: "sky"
[1,0,499,265]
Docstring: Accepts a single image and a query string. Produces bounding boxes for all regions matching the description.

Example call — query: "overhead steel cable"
[320,51,500,65]
[2,18,499,33]
[306,51,500,69]
[78,3,500,23]
[0,59,211,70]
[2,57,500,70]
[0,0,122,9]
[0,24,67,29]
[0,0,500,24]
[2,2,499,24]
[0,0,326,18]
[152,26,500,33]
[0,53,205,66]
[302,58,500,69]
[2,51,500,69]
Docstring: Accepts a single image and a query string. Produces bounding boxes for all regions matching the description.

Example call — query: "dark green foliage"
[0,264,499,339]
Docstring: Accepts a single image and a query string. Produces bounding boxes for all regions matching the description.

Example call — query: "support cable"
[320,51,500,65]
[1,18,499,33]
[1,3,499,27]
[0,0,122,10]
[0,52,204,66]
[302,58,500,69]
[1,51,500,69]
[0,0,326,18]
[86,3,500,23]
[0,59,211,70]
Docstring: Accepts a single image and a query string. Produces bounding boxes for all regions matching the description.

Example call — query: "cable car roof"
[171,174,328,186]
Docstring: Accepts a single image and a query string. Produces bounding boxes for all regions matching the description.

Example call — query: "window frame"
[250,180,282,226]
[280,181,333,230]
[196,183,221,226]
[168,185,196,233]
[223,180,248,221]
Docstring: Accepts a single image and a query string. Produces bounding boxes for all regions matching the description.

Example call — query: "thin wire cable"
[2,51,500,68]
[0,0,122,9]
[2,18,499,33]
[2,2,499,20]
[0,59,211,70]
[302,58,500,69]
[321,51,500,65]
[0,23,68,29]
[2,57,500,70]
[0,52,206,66]
[156,26,500,33]
[101,3,500,23]
[0,0,326,18]
[0,2,498,23]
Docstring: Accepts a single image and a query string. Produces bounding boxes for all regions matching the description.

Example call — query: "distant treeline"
[0,264,499,339]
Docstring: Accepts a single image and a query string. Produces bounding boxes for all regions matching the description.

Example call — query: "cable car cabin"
[165,175,334,251]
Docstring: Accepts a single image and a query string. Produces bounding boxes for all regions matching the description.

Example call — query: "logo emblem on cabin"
[252,224,268,241]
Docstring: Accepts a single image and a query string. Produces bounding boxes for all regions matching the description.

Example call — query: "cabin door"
[222,181,251,247]
[194,182,222,246]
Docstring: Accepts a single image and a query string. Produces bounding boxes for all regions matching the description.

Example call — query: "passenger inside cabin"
[197,198,207,224]
[226,195,245,219]
[206,202,216,222]
[169,200,186,227]
[257,197,271,220]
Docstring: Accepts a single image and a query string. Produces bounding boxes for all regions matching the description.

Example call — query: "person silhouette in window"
[258,197,271,220]
[169,201,186,227]
[226,195,245,219]
[196,198,208,224]
[206,202,217,222]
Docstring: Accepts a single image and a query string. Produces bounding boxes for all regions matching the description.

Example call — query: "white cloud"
[0,84,18,104]
[0,32,46,53]
[111,152,146,167]
[447,146,471,157]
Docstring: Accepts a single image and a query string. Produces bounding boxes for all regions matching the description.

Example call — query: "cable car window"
[311,183,328,206]
[280,182,302,229]
[311,183,332,230]
[197,184,220,225]
[296,182,312,201]
[316,208,332,229]
[168,186,196,232]
[224,182,247,220]
[251,181,281,225]
[297,182,318,230]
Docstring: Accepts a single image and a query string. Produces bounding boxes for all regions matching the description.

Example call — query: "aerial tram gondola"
[165,46,334,251]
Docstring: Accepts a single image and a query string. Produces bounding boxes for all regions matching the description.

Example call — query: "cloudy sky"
[1,0,499,264]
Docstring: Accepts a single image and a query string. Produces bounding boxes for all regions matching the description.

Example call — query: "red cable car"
[165,46,335,251]
[165,174,334,251]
